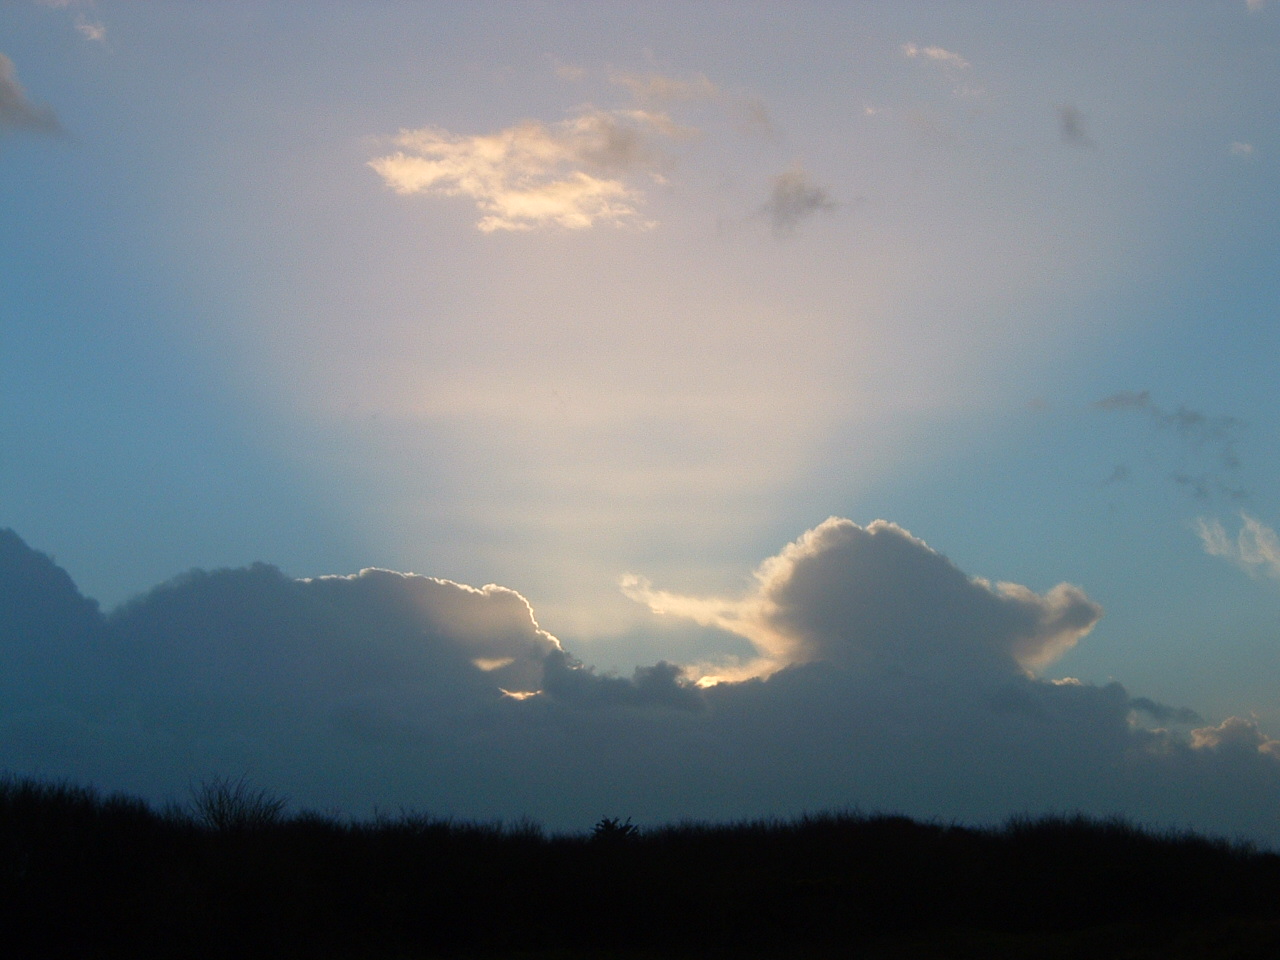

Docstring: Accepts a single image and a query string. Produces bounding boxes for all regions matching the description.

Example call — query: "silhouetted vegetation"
[2,774,1279,958]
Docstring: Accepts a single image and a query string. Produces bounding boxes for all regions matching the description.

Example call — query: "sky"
[3,1,1280,837]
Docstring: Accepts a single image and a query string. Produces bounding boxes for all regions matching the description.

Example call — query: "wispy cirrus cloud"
[368,107,692,232]
[37,0,106,43]
[901,42,985,100]
[1095,391,1245,501]
[1196,513,1280,579]
[0,53,61,136]
[1095,392,1241,461]
[75,16,107,43]
[608,69,720,106]
[901,42,971,71]
[547,56,585,82]
[608,68,773,137]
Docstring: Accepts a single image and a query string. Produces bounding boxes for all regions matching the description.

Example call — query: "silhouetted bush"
[190,775,288,833]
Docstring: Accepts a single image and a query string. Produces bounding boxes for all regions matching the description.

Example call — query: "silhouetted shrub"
[189,774,287,832]
[592,815,640,842]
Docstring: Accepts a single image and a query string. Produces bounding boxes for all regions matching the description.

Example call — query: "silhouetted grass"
[2,774,1279,958]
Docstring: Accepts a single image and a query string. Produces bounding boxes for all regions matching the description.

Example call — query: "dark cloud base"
[2,524,1279,842]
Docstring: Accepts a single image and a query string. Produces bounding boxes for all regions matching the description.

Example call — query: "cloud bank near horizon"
[2,521,1279,840]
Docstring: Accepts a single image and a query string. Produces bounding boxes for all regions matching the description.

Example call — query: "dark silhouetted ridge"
[2,775,1280,958]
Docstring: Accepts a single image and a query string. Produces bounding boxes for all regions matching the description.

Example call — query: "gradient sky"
[4,2,1280,836]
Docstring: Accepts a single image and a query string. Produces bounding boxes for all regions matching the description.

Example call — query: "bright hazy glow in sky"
[3,1,1280,836]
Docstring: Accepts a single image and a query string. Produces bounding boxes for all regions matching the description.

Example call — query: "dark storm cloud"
[3,523,1280,841]
[0,54,61,136]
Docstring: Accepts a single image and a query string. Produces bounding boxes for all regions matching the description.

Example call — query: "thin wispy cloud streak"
[1096,391,1244,499]
[608,68,773,136]
[75,17,106,43]
[1197,513,1280,579]
[901,42,971,71]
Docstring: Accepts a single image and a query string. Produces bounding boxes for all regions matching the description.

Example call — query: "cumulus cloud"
[624,518,1101,682]
[759,167,837,237]
[1058,105,1095,148]
[0,53,61,135]
[1192,715,1280,758]
[4,523,1280,841]
[369,107,691,231]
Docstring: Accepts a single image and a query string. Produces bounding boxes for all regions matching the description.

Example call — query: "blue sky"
[4,1,1280,834]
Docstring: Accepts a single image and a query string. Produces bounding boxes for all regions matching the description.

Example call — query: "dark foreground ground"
[2,776,1279,959]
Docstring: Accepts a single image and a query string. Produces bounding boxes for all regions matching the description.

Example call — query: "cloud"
[1247,0,1266,12]
[1102,464,1130,486]
[759,167,837,237]
[75,16,107,42]
[1192,716,1280,758]
[5,523,1280,841]
[0,53,61,135]
[624,517,1101,682]
[548,56,585,82]
[1196,513,1280,578]
[1058,105,1095,148]
[1096,391,1243,490]
[608,70,720,105]
[609,68,773,137]
[1130,696,1202,725]
[369,107,692,231]
[1230,141,1255,158]
[901,42,971,70]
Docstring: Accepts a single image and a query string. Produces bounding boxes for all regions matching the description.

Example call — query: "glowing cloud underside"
[368,107,692,231]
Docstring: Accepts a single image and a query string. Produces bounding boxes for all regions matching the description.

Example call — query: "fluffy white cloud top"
[624,518,1100,682]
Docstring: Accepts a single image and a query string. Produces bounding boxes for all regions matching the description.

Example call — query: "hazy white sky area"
[4,2,1280,835]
